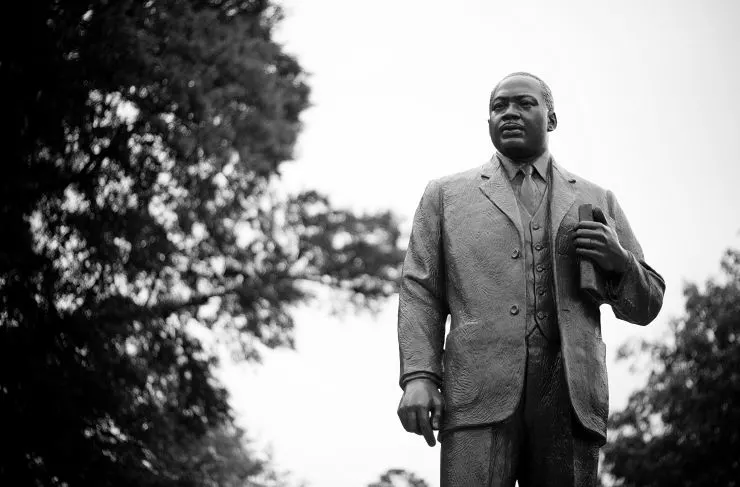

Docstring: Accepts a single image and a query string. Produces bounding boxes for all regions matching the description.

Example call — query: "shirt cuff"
[605,251,637,301]
[400,371,442,389]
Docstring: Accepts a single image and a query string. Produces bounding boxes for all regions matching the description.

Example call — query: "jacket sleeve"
[398,179,449,389]
[604,190,665,325]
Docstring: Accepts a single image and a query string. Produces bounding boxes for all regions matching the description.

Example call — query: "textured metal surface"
[440,331,600,486]
[398,158,666,440]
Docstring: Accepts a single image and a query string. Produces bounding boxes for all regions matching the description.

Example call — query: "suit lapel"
[478,158,524,239]
[549,161,577,249]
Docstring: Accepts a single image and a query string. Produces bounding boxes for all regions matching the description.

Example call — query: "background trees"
[367,468,430,487]
[603,248,740,486]
[1,1,402,485]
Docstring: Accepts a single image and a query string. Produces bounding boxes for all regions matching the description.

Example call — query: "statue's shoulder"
[554,163,609,195]
[428,163,488,192]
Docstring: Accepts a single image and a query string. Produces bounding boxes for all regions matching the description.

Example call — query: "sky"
[215,1,740,486]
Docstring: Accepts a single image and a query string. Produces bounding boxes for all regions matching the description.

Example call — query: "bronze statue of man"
[396,72,665,486]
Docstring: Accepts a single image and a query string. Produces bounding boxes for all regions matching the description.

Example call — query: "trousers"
[440,328,601,486]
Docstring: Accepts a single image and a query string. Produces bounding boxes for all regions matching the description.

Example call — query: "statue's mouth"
[501,123,524,132]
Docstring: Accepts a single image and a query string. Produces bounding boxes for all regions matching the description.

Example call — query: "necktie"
[519,164,540,215]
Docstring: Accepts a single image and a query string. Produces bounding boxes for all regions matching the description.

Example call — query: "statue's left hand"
[572,207,630,274]
[397,378,444,447]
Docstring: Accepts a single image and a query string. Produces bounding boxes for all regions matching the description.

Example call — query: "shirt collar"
[496,150,551,181]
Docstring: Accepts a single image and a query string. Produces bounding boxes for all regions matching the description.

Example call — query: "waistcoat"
[514,168,559,342]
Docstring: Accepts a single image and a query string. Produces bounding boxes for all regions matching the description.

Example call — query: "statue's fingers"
[573,229,606,242]
[592,206,608,225]
[431,400,444,430]
[398,407,410,432]
[575,248,603,260]
[405,409,420,434]
[574,221,608,233]
[575,237,604,249]
[417,407,436,446]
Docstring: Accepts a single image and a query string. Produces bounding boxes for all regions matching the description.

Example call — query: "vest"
[514,170,559,342]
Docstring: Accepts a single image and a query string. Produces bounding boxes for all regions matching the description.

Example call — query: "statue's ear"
[547,111,558,132]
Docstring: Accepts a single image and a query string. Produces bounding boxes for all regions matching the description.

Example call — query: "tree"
[603,249,740,486]
[1,1,402,485]
[174,424,290,487]
[368,468,430,487]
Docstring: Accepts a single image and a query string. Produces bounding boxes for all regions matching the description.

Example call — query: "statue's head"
[488,72,557,161]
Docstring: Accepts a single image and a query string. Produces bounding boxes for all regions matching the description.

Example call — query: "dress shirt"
[496,150,551,203]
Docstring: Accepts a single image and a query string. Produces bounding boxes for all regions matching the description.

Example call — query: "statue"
[396,72,665,486]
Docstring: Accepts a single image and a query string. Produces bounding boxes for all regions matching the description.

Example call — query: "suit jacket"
[397,157,665,441]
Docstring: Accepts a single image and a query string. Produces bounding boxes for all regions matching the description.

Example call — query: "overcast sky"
[215,1,740,485]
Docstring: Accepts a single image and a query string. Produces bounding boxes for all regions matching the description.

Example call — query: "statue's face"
[488,75,556,161]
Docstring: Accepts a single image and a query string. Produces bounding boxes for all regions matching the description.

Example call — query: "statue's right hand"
[397,378,444,447]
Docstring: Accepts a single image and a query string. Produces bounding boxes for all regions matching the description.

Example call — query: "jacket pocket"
[442,321,522,412]
[442,322,483,408]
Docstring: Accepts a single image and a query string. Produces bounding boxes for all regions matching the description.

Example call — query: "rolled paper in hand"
[578,204,606,304]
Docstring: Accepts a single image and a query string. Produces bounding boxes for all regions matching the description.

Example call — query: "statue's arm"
[604,190,666,326]
[398,179,449,388]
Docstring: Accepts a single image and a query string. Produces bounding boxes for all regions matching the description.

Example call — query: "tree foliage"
[603,249,740,486]
[1,1,402,485]
[368,468,430,487]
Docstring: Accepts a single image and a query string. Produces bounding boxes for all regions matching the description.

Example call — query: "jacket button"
[510,305,519,315]
[511,249,520,259]
[536,264,544,272]
[537,288,545,296]
[532,222,541,230]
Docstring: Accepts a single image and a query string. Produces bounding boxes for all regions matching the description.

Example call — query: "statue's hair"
[489,72,554,113]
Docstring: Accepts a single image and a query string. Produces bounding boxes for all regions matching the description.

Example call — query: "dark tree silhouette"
[368,468,430,487]
[1,1,402,485]
[603,249,740,486]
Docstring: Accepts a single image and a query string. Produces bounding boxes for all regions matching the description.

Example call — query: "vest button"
[536,264,544,272]
[510,305,520,315]
[535,243,543,251]
[511,249,520,259]
[537,311,546,320]
[532,222,541,230]
[537,287,545,296]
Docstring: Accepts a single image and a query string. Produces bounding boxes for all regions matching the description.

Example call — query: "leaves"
[1,0,403,485]
[368,468,430,487]
[603,249,740,487]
